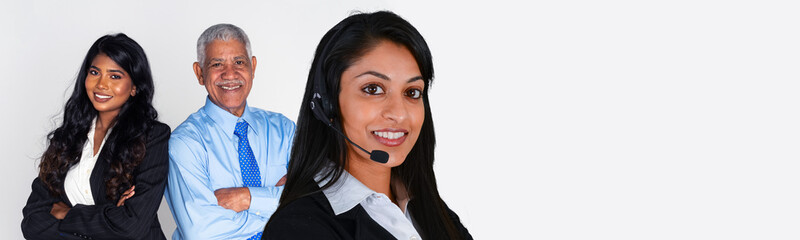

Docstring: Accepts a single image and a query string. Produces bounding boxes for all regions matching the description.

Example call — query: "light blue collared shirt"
[166,97,295,240]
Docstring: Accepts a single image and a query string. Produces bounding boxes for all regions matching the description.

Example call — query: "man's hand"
[214,187,251,212]
[214,175,286,212]
[276,175,287,186]
[50,202,71,219]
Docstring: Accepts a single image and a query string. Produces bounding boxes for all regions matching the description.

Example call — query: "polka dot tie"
[234,121,261,188]
[246,232,262,240]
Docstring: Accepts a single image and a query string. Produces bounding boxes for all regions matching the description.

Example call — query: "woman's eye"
[362,84,384,95]
[89,70,98,75]
[110,75,121,79]
[406,89,422,99]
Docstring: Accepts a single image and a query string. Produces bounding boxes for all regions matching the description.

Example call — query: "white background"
[2,0,799,239]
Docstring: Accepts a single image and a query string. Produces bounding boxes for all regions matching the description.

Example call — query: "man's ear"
[251,56,257,76]
[193,62,204,85]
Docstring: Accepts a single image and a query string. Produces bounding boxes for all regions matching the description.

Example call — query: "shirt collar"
[318,170,375,215]
[202,96,259,138]
[317,169,412,215]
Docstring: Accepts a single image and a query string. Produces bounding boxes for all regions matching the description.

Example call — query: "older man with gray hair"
[165,23,295,240]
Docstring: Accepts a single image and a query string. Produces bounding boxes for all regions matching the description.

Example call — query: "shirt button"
[256,211,261,215]
[410,236,418,240]
[85,189,89,194]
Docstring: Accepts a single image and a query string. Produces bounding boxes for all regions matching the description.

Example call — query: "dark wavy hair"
[38,33,158,202]
[276,11,462,239]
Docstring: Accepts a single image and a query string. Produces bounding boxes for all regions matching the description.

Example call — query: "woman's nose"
[95,75,110,90]
[381,93,408,123]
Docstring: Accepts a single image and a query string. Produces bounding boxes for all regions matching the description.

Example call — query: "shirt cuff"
[248,186,282,217]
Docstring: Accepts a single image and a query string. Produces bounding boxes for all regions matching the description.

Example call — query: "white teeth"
[220,85,241,90]
[95,94,111,99]
[373,131,405,140]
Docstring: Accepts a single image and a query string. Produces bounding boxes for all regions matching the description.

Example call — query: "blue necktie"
[234,121,263,240]
[234,121,261,187]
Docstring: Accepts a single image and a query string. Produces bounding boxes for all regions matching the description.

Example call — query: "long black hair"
[277,11,462,239]
[38,33,158,202]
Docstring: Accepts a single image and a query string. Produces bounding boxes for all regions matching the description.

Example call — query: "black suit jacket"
[263,190,473,240]
[22,122,171,240]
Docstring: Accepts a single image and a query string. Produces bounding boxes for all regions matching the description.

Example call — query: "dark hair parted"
[38,33,158,202]
[276,11,462,239]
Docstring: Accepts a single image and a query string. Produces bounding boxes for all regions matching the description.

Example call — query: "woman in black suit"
[264,11,472,240]
[21,33,170,239]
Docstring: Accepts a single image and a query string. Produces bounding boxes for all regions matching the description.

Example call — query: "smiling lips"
[220,85,241,90]
[217,80,244,91]
[372,130,408,147]
[94,93,112,102]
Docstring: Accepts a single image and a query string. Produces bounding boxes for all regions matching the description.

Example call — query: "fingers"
[122,188,136,200]
[276,175,287,186]
[116,186,136,207]
[215,189,229,209]
[116,192,133,207]
[219,200,235,211]
[53,202,69,211]
[219,202,243,212]
[121,186,135,198]
[214,187,250,212]
[50,202,71,219]
[121,185,135,196]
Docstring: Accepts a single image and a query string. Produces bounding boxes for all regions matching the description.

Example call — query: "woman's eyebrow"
[356,71,423,83]
[356,70,390,80]
[89,66,125,75]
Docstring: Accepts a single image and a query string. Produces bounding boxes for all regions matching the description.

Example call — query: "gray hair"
[196,23,252,66]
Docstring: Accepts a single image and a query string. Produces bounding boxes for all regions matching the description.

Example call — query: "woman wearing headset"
[264,11,472,240]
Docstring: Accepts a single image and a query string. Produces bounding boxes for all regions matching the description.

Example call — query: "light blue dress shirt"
[166,97,295,240]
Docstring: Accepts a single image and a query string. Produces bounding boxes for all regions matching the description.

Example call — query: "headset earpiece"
[310,93,332,127]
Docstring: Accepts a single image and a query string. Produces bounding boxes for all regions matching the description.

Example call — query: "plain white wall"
[3,0,799,239]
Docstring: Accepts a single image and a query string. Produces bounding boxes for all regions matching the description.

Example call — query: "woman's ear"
[131,86,137,97]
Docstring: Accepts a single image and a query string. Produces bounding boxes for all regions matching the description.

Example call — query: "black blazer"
[263,190,473,240]
[21,122,171,240]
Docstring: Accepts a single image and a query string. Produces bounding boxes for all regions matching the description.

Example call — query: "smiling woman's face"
[339,40,425,168]
[85,53,136,119]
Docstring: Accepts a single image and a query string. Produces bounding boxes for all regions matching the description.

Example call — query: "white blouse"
[63,118,112,206]
[318,170,421,240]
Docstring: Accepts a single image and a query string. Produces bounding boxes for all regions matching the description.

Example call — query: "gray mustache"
[215,80,244,86]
